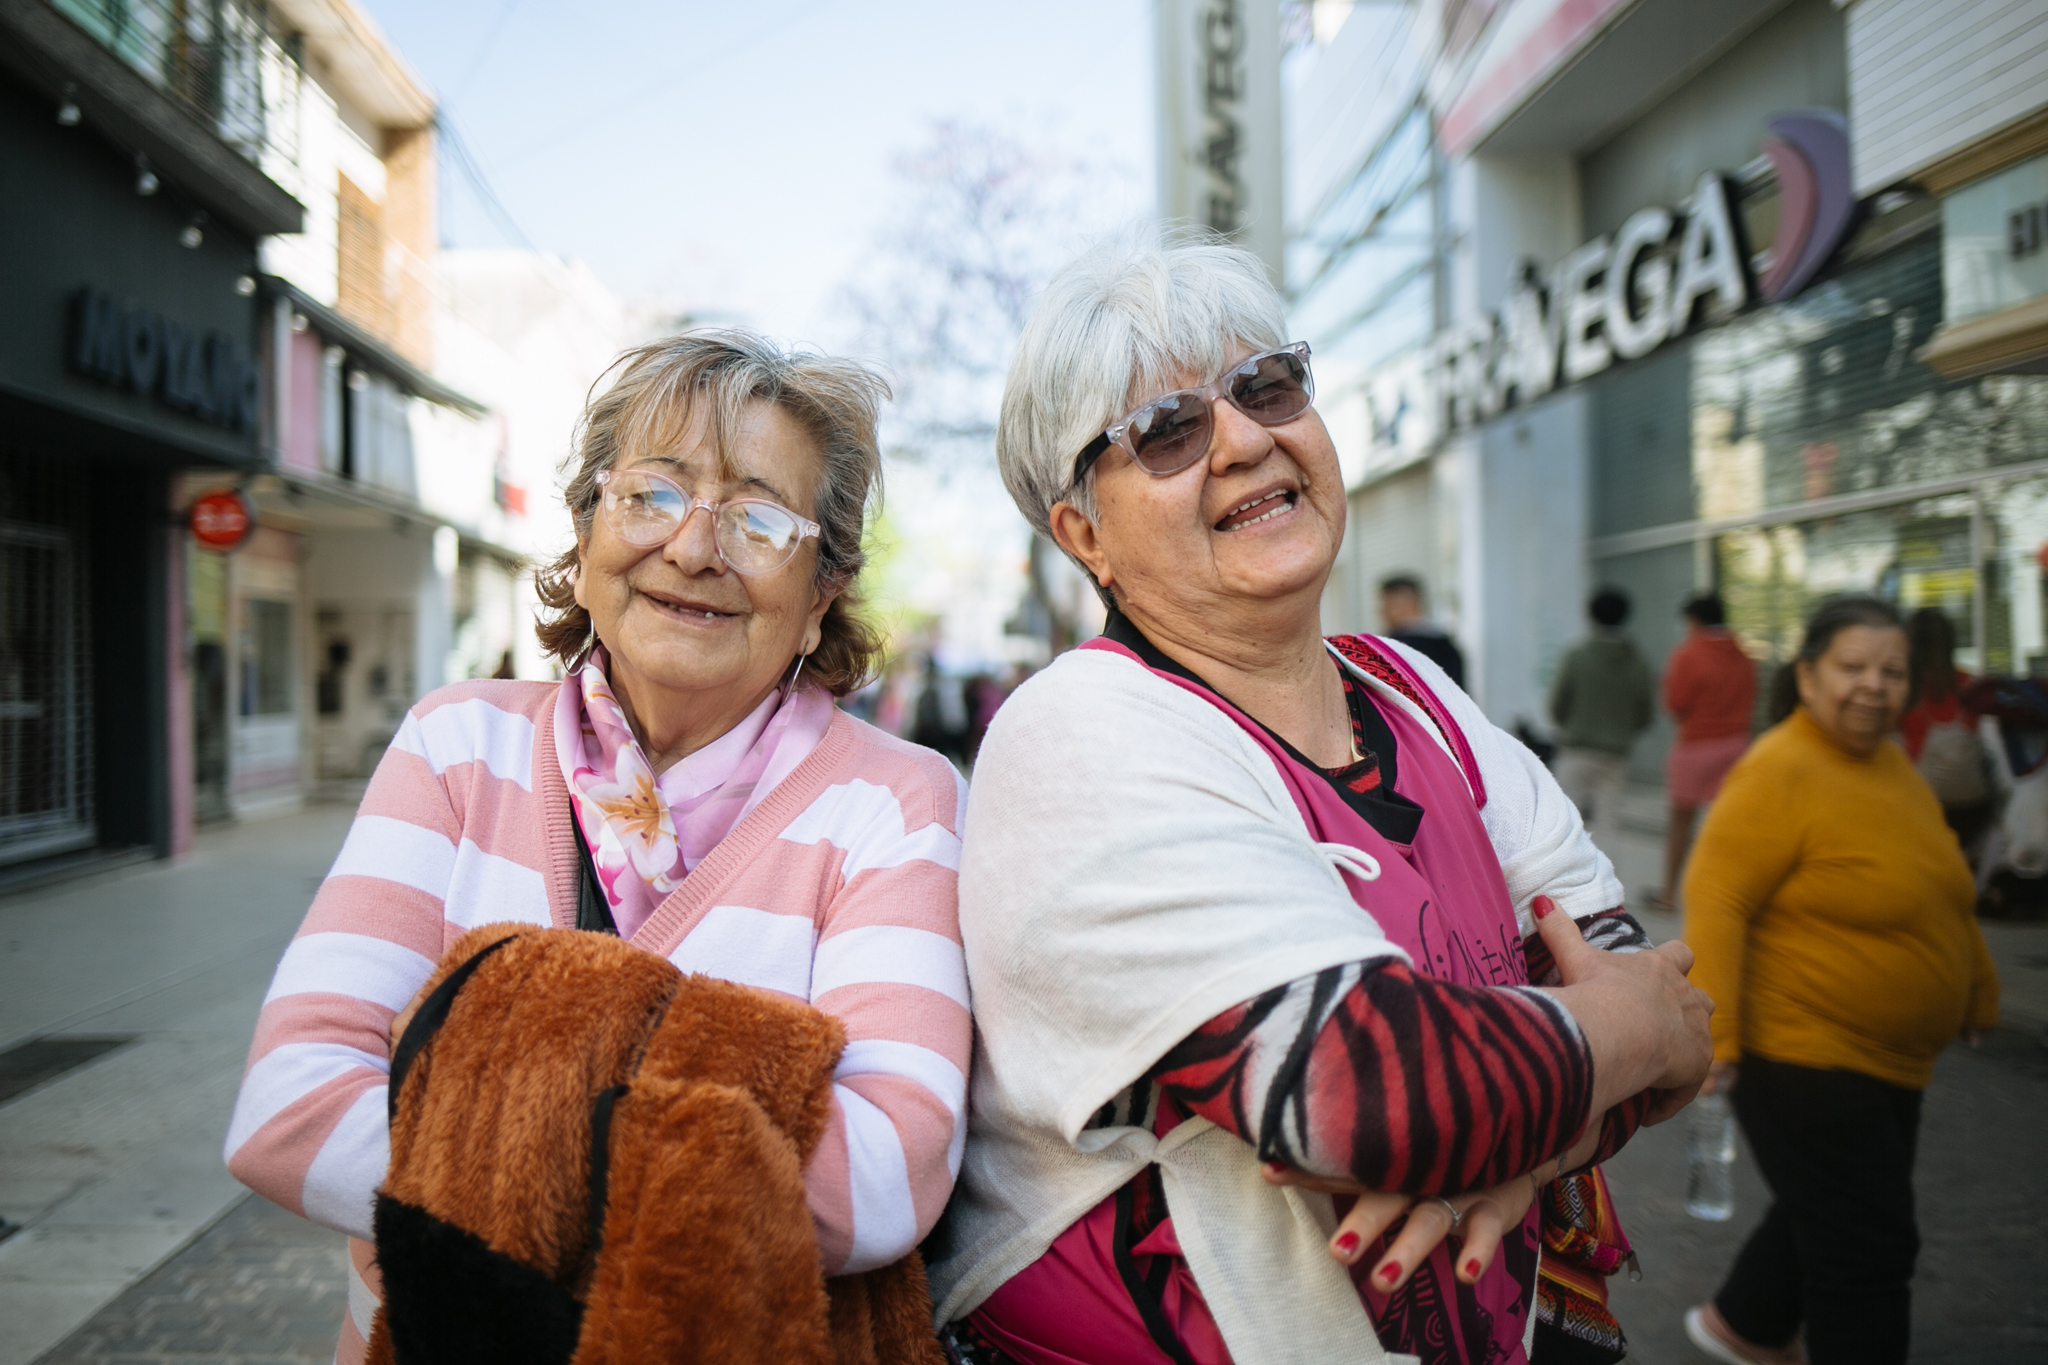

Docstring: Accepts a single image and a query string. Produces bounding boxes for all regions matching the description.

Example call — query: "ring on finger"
[1427,1195,1463,1228]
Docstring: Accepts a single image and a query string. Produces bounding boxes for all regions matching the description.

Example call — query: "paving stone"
[34,1195,348,1364]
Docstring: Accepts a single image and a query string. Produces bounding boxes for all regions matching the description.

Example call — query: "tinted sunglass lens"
[1128,393,1212,471]
[1231,351,1311,422]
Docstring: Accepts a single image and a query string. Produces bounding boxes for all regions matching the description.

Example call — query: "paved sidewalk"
[33,1194,350,1365]
[0,806,355,1365]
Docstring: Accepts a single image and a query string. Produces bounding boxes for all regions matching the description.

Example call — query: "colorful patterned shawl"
[552,647,833,939]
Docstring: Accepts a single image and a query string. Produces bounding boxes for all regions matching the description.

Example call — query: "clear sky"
[357,0,1157,349]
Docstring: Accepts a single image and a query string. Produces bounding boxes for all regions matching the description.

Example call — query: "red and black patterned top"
[1064,616,1655,1365]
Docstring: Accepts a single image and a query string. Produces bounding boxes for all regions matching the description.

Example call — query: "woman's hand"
[1532,896,1715,1118]
[1261,1163,1544,1290]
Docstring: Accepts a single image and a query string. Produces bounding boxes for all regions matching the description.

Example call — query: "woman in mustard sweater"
[1680,595,1998,1365]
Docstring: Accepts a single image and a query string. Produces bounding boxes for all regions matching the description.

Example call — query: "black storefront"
[0,1,301,875]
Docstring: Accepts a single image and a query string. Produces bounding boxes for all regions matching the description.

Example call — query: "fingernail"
[1464,1257,1481,1278]
[1533,896,1553,919]
[1333,1232,1361,1259]
[1377,1262,1401,1285]
[1263,1162,1285,1174]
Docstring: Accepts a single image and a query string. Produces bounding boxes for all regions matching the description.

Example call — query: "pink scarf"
[552,647,834,940]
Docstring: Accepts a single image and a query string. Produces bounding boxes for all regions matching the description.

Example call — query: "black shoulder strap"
[571,805,618,936]
[386,935,519,1123]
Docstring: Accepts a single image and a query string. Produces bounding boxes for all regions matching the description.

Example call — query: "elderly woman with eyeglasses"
[925,239,1714,1365]
[226,332,969,1364]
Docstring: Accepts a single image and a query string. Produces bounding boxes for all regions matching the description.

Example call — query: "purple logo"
[1758,110,1857,303]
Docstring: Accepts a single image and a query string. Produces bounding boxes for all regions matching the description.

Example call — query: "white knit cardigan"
[927,640,1622,1365]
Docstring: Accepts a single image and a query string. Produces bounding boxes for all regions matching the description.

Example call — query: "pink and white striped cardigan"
[224,679,971,1363]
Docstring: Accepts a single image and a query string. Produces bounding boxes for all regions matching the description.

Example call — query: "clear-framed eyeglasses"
[594,467,821,575]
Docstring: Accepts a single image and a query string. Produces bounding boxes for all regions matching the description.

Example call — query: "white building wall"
[259,66,358,304]
[1285,3,1433,233]
[1846,0,2048,193]
[1438,154,1589,720]
[1465,156,1581,314]
[1470,393,1591,731]
[432,251,635,678]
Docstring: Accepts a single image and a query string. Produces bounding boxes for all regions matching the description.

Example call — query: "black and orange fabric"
[1530,1168,1636,1365]
[367,923,943,1365]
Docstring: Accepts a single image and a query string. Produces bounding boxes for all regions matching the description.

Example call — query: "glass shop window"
[241,598,294,717]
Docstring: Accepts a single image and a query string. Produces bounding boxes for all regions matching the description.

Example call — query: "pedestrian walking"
[222,332,967,1363]
[1378,571,1466,685]
[1654,593,1755,912]
[1680,595,2000,1365]
[1900,606,1994,855]
[1549,589,1654,851]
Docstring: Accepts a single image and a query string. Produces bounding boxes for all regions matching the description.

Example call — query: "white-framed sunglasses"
[1069,342,1315,489]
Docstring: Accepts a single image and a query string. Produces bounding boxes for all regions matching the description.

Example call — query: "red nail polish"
[1533,896,1553,919]
[1465,1258,1481,1277]
[1334,1232,1361,1258]
[1378,1263,1400,1285]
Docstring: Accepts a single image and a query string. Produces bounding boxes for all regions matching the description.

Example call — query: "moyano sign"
[1367,170,1751,457]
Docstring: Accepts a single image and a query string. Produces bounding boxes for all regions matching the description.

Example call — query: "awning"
[261,275,488,416]
[1916,294,2048,379]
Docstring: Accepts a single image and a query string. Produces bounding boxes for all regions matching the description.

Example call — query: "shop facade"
[1291,0,2048,781]
[0,6,301,872]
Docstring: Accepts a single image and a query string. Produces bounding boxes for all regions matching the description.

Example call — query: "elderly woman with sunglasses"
[926,238,1713,1365]
[226,332,970,1364]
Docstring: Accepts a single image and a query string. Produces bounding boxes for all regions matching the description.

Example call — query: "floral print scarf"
[553,647,834,940]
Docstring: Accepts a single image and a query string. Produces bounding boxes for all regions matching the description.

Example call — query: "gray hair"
[996,229,1288,543]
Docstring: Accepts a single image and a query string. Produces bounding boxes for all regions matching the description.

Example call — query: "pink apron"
[973,636,1538,1365]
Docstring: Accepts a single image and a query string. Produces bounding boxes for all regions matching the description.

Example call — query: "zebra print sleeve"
[1149,959,1594,1195]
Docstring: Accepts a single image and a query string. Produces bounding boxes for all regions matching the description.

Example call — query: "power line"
[499,0,848,169]
[450,0,522,104]
[437,110,538,252]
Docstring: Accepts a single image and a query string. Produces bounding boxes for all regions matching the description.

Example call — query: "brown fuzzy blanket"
[365,923,944,1365]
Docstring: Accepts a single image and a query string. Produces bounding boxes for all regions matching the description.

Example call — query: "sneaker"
[1683,1304,1805,1365]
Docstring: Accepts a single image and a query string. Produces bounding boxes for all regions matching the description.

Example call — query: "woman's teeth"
[1219,491,1294,530]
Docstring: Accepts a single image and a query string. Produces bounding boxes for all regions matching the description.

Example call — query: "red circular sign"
[189,489,255,552]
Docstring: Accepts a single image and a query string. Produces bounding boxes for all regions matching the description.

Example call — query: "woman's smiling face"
[1052,345,1347,633]
[1796,623,1910,758]
[572,401,834,711]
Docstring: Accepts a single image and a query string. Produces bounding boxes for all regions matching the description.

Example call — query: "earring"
[781,648,810,699]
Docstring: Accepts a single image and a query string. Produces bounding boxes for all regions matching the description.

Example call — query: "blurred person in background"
[1654,593,1755,913]
[1378,571,1465,685]
[932,234,1714,1365]
[964,670,1012,764]
[224,333,969,1363]
[1548,589,1654,854]
[1900,606,1994,854]
[912,653,970,764]
[1680,595,1999,1365]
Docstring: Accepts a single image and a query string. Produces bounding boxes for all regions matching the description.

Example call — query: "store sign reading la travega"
[1368,170,1751,458]
[1351,113,1858,471]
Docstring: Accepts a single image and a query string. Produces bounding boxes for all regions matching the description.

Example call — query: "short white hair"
[996,228,1288,542]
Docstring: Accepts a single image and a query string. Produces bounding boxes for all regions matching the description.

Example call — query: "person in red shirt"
[1899,606,1993,853]
[1658,594,1756,911]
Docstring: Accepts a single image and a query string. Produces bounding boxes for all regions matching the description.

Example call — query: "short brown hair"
[535,330,889,696]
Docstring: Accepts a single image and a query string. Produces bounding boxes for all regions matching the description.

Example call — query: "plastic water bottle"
[1685,1092,1737,1221]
